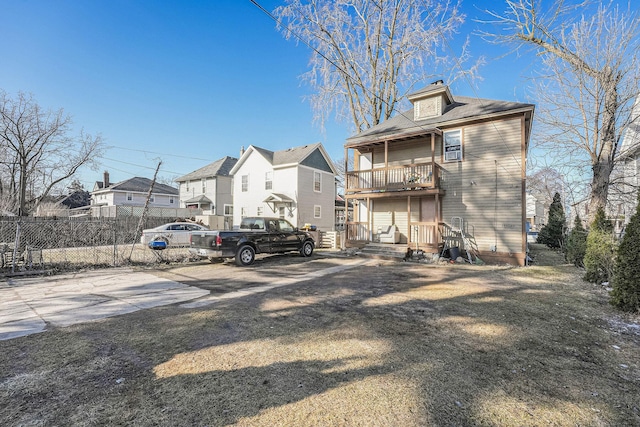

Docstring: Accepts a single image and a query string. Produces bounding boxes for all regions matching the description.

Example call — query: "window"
[314,205,321,219]
[126,193,132,201]
[265,171,272,190]
[169,197,174,204]
[149,195,155,203]
[186,181,190,192]
[443,129,462,162]
[242,175,249,192]
[278,206,285,219]
[314,171,321,192]
[201,178,206,193]
[241,207,247,218]
[224,204,233,216]
[257,206,263,216]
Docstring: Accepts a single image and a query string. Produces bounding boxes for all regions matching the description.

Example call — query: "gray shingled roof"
[246,143,323,166]
[346,94,534,146]
[272,143,322,165]
[175,156,238,182]
[108,177,178,195]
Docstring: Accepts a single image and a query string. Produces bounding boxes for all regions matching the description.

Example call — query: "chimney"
[240,146,245,157]
[103,170,110,188]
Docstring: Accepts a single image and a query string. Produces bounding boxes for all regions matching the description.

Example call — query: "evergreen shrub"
[610,195,640,312]
[583,207,615,285]
[537,192,566,249]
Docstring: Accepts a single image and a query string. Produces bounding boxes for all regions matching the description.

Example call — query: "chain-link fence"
[0,217,195,274]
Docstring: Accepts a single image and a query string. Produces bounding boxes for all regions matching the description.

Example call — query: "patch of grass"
[1,249,639,426]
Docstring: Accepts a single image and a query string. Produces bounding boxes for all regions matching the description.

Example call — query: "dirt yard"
[1,245,639,426]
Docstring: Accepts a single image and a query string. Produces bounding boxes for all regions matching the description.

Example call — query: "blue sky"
[1,0,537,190]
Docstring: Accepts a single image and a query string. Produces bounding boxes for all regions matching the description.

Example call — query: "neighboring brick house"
[175,156,238,215]
[230,143,337,231]
[91,171,178,208]
[343,81,535,265]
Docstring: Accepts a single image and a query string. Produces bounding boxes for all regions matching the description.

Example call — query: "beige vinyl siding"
[371,139,434,168]
[441,117,524,255]
[372,198,411,243]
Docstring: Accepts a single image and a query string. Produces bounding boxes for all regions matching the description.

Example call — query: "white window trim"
[265,171,273,190]
[314,205,321,219]
[224,204,233,216]
[242,175,249,192]
[314,171,321,192]
[443,129,463,162]
[126,192,132,201]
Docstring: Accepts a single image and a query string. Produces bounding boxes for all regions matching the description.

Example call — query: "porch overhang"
[263,193,295,213]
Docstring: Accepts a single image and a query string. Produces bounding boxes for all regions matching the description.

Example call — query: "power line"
[106,145,214,162]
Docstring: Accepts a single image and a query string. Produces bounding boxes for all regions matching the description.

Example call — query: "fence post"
[12,221,21,274]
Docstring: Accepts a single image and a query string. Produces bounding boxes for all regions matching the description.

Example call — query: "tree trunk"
[588,67,619,223]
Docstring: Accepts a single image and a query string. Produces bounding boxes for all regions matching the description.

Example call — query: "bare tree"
[0,91,104,216]
[480,1,640,222]
[272,0,483,133]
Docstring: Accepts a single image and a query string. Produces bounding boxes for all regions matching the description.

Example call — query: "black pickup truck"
[189,217,315,266]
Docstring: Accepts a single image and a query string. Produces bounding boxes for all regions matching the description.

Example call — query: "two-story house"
[229,143,337,231]
[175,156,237,215]
[91,171,179,208]
[343,81,535,265]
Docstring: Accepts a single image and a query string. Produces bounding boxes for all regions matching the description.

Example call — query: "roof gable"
[230,143,337,175]
[346,87,535,147]
[176,156,238,182]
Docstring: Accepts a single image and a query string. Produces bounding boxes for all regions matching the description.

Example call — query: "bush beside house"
[610,194,640,312]
[583,207,616,285]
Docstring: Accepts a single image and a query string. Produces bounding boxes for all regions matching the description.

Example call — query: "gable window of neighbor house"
[169,197,174,204]
[185,181,190,192]
[224,204,233,216]
[257,206,264,216]
[126,193,132,201]
[242,175,249,192]
[149,195,155,203]
[443,129,462,162]
[314,171,321,192]
[265,171,273,190]
[201,178,206,193]
[314,205,321,218]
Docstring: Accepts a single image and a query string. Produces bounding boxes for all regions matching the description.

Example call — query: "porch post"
[384,140,389,186]
[407,195,412,244]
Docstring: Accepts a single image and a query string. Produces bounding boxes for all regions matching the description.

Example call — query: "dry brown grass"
[1,246,639,426]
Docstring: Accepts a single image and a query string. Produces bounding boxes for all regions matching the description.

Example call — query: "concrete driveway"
[0,256,373,341]
[0,268,209,341]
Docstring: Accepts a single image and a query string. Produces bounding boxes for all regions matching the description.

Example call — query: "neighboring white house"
[175,156,238,215]
[526,193,546,231]
[609,96,640,230]
[229,143,337,231]
[91,171,179,208]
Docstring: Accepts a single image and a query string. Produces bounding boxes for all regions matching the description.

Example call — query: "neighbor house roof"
[175,156,238,182]
[346,93,534,147]
[230,142,337,175]
[93,177,178,195]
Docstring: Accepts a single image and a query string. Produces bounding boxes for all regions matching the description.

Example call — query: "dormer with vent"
[409,80,454,121]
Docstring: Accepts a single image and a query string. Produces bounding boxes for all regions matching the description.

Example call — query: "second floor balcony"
[345,161,441,194]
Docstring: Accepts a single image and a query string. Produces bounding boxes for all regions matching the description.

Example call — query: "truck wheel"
[300,241,314,257]
[236,245,255,266]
